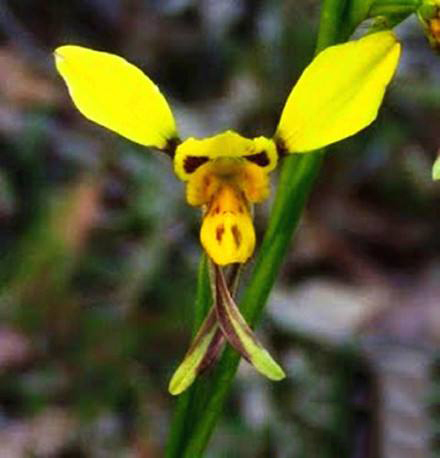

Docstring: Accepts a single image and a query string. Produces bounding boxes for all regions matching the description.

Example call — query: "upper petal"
[54,45,177,149]
[174,131,277,181]
[275,31,401,153]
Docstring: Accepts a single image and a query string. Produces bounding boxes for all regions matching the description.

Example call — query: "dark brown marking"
[198,329,224,374]
[161,136,180,158]
[214,279,249,359]
[213,266,251,360]
[198,263,242,374]
[245,151,270,167]
[183,155,209,174]
[183,307,217,358]
[231,225,241,248]
[216,224,225,242]
[237,205,244,214]
[274,136,289,158]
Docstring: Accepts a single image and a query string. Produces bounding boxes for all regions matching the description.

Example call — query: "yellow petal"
[275,31,401,153]
[54,45,177,149]
[239,162,270,203]
[185,160,270,207]
[174,131,277,181]
[201,185,255,265]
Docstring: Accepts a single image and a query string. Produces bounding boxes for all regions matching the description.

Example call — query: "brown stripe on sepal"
[212,263,286,382]
[185,306,217,358]
[198,262,243,373]
[168,261,245,394]
[213,265,253,361]
[168,306,220,395]
[198,329,224,374]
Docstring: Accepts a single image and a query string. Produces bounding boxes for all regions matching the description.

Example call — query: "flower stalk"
[52,0,405,455]
[369,0,421,15]
[166,0,369,456]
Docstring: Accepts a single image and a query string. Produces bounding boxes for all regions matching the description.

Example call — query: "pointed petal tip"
[168,379,185,396]
[167,359,202,397]
[251,349,286,381]
[265,357,286,381]
[270,366,286,381]
[168,365,195,396]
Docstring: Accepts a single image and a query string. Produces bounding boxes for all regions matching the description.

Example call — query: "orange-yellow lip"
[201,184,255,265]
[185,158,270,265]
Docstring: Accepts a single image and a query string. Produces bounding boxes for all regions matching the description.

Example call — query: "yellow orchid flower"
[54,30,401,394]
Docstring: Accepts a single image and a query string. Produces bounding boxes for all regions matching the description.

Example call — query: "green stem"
[172,0,358,455]
[370,3,419,15]
[181,153,323,458]
[165,256,210,458]
[367,0,419,33]
[192,255,212,334]
[339,0,419,40]
[316,0,349,50]
[165,0,396,453]
[369,0,420,16]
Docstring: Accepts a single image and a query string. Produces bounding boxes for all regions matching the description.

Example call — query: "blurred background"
[0,0,439,457]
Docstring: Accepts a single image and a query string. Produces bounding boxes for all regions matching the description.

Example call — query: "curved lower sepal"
[168,307,222,396]
[214,265,285,381]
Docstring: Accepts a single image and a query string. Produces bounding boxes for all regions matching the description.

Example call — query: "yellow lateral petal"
[54,45,177,149]
[239,162,271,203]
[275,31,401,153]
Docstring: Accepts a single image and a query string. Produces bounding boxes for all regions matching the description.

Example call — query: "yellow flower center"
[186,158,270,265]
[172,131,277,265]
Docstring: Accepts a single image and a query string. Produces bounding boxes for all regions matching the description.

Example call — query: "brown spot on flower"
[275,136,289,157]
[162,136,180,157]
[245,151,270,167]
[216,224,225,242]
[184,155,209,174]
[231,225,241,248]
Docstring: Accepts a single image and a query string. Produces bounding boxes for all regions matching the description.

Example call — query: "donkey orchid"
[55,30,400,394]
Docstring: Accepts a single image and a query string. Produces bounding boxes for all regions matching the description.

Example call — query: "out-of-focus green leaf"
[433,155,440,180]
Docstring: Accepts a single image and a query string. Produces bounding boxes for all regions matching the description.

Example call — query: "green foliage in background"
[0,0,439,457]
